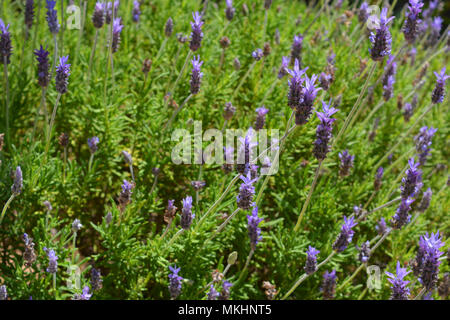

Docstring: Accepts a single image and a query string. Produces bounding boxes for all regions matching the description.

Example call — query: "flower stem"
[45,93,62,156]
[0,194,15,226]
[88,29,100,82]
[3,56,10,150]
[236,248,255,283]
[232,61,257,98]
[31,87,48,144]
[163,93,193,132]
[293,160,322,232]
[170,50,192,96]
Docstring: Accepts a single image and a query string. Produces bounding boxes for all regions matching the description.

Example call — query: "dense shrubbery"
[0,0,449,300]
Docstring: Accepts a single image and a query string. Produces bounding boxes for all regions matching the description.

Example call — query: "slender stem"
[260,79,278,105]
[155,37,168,62]
[129,163,135,181]
[88,153,94,173]
[214,208,240,236]
[45,93,62,155]
[160,220,173,240]
[293,161,322,232]
[150,176,158,195]
[31,0,42,54]
[62,146,67,183]
[232,61,257,98]
[31,87,48,143]
[281,251,336,300]
[50,34,58,81]
[74,1,87,66]
[236,248,255,283]
[53,273,57,299]
[166,229,184,248]
[71,232,77,264]
[363,191,377,210]
[3,57,10,150]
[360,99,384,128]
[60,0,64,55]
[0,195,15,225]
[170,50,192,95]
[88,30,100,81]
[333,61,377,147]
[163,94,193,132]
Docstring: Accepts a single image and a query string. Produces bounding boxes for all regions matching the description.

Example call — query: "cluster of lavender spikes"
[403,0,424,44]
[414,232,444,291]
[237,172,257,210]
[414,126,437,165]
[304,246,320,275]
[369,8,394,61]
[338,150,354,177]
[92,2,105,29]
[25,0,35,30]
[43,247,58,274]
[180,196,194,229]
[112,18,124,53]
[254,107,269,131]
[132,1,141,23]
[45,0,60,34]
[247,206,263,250]
[0,19,12,65]
[168,265,183,299]
[34,46,50,88]
[55,56,71,94]
[225,0,235,21]
[332,216,357,252]
[11,166,23,195]
[189,12,204,52]
[321,270,337,300]
[313,100,338,162]
[190,56,203,95]
[431,68,449,104]
[386,261,411,300]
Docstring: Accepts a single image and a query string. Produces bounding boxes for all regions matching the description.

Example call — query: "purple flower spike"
[338,150,354,177]
[73,286,92,300]
[44,247,58,274]
[237,172,257,210]
[55,55,71,94]
[419,231,444,291]
[369,7,394,61]
[431,67,449,104]
[236,128,257,176]
[374,167,384,191]
[0,19,12,65]
[252,48,263,61]
[332,216,357,252]
[295,74,320,125]
[375,217,388,235]
[428,16,442,47]
[254,107,269,131]
[400,158,422,199]
[132,1,141,23]
[382,55,397,86]
[290,34,303,66]
[386,261,411,300]
[313,100,338,161]
[207,285,219,300]
[180,196,194,229]
[358,241,371,263]
[88,136,99,154]
[403,102,413,122]
[25,0,35,29]
[119,179,133,207]
[415,126,437,165]
[190,55,203,95]
[321,270,337,300]
[11,166,23,195]
[247,206,263,250]
[189,12,204,52]
[278,56,289,79]
[403,0,424,44]
[0,285,7,300]
[34,46,50,88]
[287,59,308,110]
[112,18,124,53]
[304,246,320,275]
[168,265,183,299]
[219,281,233,300]
[45,0,60,34]
[319,72,332,91]
[382,75,395,101]
[391,197,414,229]
[358,2,369,23]
[165,18,173,37]
[92,2,105,29]
[90,268,103,291]
[417,188,432,213]
[225,0,235,21]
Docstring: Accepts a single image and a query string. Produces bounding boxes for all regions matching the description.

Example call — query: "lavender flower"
[264,0,272,10]
[25,0,35,29]
[0,19,12,65]
[358,241,371,263]
[105,1,119,24]
[419,232,444,291]
[400,158,422,199]
[73,286,92,300]
[295,74,320,125]
[287,59,307,110]
[45,0,60,34]
[92,2,105,29]
[247,206,263,250]
[369,8,394,61]
[168,265,183,299]
[391,197,414,229]
[402,0,423,44]
[358,2,369,24]
[290,34,303,66]
[44,247,58,274]
[319,72,332,91]
[164,199,177,223]
[119,180,133,208]
[375,217,388,235]
[132,1,141,23]
[189,12,204,52]
[427,16,442,47]
[417,188,432,213]
[219,281,232,300]
[180,196,194,229]
[34,45,50,87]
[338,150,354,177]
[415,126,437,165]
[321,270,337,300]
[219,36,230,48]
[313,100,338,161]
[225,0,235,21]
[222,147,234,174]
[112,18,124,53]
[88,136,99,154]
[165,18,173,37]
[277,56,289,79]
[207,285,219,300]
[408,47,417,66]
[374,167,384,191]
[386,261,411,300]
[72,219,83,232]
[11,166,23,195]
[431,67,449,104]
[304,246,320,275]
[438,273,450,299]
[0,285,6,300]
[252,48,263,61]
[382,75,395,101]
[382,55,397,86]
[237,172,257,210]
[403,102,413,122]
[223,102,236,121]
[254,107,269,131]
[236,128,257,175]
[55,56,71,94]
[233,57,240,70]
[90,268,103,291]
[121,150,132,164]
[190,55,203,95]
[332,216,357,252]
[23,233,36,267]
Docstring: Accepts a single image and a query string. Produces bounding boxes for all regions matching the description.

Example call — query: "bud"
[227,251,238,265]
